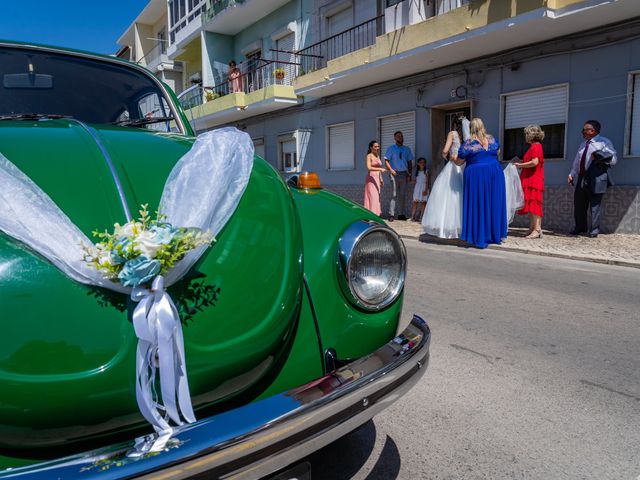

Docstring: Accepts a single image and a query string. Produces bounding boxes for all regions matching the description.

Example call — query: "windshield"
[0,45,181,133]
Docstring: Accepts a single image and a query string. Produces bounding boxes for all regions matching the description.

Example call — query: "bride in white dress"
[422,120,465,238]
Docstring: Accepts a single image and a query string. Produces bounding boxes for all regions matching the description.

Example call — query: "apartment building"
[116,0,184,95]
[119,0,640,233]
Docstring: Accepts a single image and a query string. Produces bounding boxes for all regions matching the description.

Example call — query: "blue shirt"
[384,144,414,172]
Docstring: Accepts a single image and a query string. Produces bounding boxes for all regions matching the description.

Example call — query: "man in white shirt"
[384,131,414,221]
[568,120,617,238]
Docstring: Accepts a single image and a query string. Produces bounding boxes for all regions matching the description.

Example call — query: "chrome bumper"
[2,316,430,480]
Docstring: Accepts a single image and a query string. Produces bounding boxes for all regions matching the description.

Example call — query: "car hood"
[0,120,303,450]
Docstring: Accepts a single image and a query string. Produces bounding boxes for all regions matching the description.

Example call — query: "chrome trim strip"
[0,316,430,480]
[0,42,189,136]
[337,220,407,311]
[71,120,132,222]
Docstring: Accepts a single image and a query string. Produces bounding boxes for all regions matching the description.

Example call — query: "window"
[378,111,415,162]
[327,122,355,170]
[275,33,296,84]
[502,85,568,159]
[328,7,353,36]
[628,73,640,156]
[279,135,298,173]
[157,29,166,54]
[245,49,263,91]
[253,137,265,160]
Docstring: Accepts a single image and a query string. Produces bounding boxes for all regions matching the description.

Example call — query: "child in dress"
[411,157,429,221]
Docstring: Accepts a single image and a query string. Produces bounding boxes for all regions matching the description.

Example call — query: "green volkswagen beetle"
[0,41,430,479]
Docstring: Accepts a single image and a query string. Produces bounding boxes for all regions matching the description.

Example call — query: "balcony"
[179,59,301,131]
[202,0,291,35]
[293,0,639,100]
[168,0,207,58]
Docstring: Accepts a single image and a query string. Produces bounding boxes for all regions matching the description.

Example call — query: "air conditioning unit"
[384,0,435,33]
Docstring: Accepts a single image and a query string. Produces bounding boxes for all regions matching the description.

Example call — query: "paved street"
[305,241,640,479]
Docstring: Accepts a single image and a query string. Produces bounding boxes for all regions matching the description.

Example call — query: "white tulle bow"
[0,127,254,446]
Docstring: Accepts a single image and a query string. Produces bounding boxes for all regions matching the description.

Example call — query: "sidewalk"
[388,220,640,268]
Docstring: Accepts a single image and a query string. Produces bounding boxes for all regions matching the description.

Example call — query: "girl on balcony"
[228,60,242,93]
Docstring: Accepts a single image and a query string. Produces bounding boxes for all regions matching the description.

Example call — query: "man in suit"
[567,120,617,238]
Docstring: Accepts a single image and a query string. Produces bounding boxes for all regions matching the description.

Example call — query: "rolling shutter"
[631,74,640,156]
[276,33,296,83]
[379,112,415,160]
[505,86,568,129]
[328,7,353,36]
[328,122,355,170]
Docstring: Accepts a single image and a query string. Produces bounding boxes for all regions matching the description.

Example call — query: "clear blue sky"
[0,1,151,54]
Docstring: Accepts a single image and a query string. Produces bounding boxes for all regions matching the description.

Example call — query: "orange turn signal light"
[297,171,321,189]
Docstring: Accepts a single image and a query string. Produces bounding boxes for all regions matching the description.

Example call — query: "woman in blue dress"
[455,118,507,248]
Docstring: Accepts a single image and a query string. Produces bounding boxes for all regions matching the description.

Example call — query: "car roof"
[0,39,135,68]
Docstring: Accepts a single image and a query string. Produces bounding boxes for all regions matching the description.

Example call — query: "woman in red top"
[516,124,545,239]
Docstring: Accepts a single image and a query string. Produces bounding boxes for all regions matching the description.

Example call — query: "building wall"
[231,1,301,62]
[238,20,640,232]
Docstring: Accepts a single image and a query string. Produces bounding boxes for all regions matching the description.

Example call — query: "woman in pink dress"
[363,141,386,216]
[228,60,242,93]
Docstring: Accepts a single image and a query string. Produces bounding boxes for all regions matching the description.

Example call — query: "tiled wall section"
[324,185,640,234]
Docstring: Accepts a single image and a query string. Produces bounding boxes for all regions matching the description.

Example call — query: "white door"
[276,33,296,84]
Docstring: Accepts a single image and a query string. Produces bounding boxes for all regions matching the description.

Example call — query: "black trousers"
[574,175,603,234]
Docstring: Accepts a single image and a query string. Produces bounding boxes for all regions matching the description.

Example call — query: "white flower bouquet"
[83,204,213,287]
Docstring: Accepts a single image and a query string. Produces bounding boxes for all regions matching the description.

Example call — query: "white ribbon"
[130,275,196,452]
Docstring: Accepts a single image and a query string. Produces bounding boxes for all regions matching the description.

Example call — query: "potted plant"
[274,67,286,82]
[205,89,220,102]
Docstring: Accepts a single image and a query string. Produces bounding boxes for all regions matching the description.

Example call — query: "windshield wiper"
[113,116,174,127]
[0,113,70,121]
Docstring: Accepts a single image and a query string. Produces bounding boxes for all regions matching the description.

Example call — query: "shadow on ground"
[302,420,401,479]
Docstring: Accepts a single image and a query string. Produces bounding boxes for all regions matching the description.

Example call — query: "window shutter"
[328,122,355,170]
[276,33,296,82]
[379,112,415,160]
[505,86,568,129]
[631,74,640,156]
[328,7,353,36]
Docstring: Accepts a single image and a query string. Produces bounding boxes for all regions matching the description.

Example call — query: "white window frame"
[624,70,640,158]
[326,121,355,171]
[499,82,569,160]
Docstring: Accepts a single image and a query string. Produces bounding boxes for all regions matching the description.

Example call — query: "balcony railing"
[295,15,384,75]
[204,0,245,23]
[436,0,471,14]
[169,0,207,44]
[177,59,299,111]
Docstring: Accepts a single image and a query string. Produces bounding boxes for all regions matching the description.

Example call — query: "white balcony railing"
[169,0,207,44]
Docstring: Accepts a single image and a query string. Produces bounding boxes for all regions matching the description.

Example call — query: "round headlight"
[338,221,406,310]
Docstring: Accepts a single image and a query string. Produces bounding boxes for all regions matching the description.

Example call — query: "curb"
[396,233,640,269]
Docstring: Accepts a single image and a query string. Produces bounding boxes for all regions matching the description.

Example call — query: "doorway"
[429,101,471,183]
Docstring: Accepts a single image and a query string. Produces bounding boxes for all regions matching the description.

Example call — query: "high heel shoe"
[525,229,543,239]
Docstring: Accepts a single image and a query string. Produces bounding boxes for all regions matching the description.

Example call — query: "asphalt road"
[305,241,640,480]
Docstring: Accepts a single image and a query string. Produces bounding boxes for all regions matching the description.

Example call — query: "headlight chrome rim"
[337,221,407,311]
